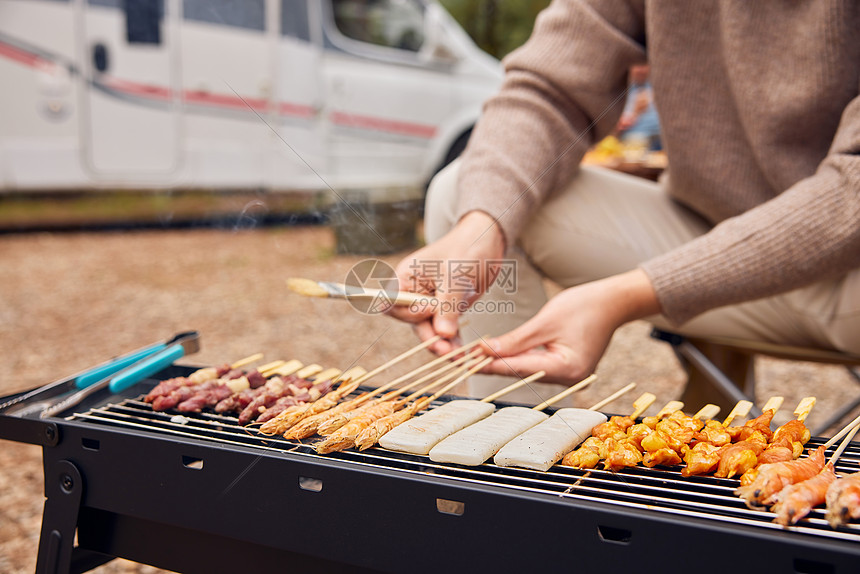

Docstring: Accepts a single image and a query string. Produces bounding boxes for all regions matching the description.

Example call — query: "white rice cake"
[493,408,608,471]
[429,407,548,466]
[378,400,495,454]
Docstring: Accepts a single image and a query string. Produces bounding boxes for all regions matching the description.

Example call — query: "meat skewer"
[255,367,343,424]
[144,353,268,403]
[315,356,493,454]
[237,363,325,425]
[560,393,657,470]
[149,357,279,411]
[771,423,859,527]
[215,360,305,414]
[376,370,552,455]
[428,375,603,466]
[286,350,482,440]
[174,363,290,414]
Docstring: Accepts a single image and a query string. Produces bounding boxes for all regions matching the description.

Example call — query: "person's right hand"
[388,211,506,355]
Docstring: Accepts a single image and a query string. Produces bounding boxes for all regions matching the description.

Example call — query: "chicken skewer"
[771,423,859,527]
[600,401,684,472]
[316,356,494,454]
[353,369,549,451]
[561,392,658,470]
[737,397,815,486]
[428,375,602,466]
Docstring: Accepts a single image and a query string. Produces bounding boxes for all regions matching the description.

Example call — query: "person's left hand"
[479,269,662,385]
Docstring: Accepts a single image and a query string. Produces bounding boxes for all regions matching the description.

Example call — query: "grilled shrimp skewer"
[771,423,859,526]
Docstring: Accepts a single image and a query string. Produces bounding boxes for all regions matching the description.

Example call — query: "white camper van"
[0,0,502,193]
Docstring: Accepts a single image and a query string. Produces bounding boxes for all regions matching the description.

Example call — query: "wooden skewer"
[354,339,482,398]
[263,359,303,378]
[296,364,324,380]
[350,335,443,386]
[413,356,494,404]
[481,371,547,403]
[628,391,657,418]
[231,353,264,369]
[694,404,721,421]
[532,374,598,411]
[587,382,637,412]
[257,360,286,374]
[351,350,483,409]
[656,400,684,419]
[312,368,343,383]
[336,366,367,382]
[829,422,860,465]
[761,396,784,413]
[823,410,860,449]
[722,400,753,427]
[794,396,816,423]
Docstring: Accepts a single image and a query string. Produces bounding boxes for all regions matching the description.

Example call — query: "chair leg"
[810,367,860,436]
[651,328,758,416]
[676,340,757,415]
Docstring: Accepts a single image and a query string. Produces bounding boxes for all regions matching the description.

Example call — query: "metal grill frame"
[3,366,860,574]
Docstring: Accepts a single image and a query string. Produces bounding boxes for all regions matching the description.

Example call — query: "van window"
[125,0,163,44]
[281,0,311,42]
[183,0,265,31]
[332,0,424,52]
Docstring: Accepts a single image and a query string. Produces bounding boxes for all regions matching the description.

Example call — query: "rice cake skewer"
[560,391,657,469]
[357,368,544,452]
[378,370,558,455]
[429,375,602,467]
[493,382,650,472]
[353,364,543,451]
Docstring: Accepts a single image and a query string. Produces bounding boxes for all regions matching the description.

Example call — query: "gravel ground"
[1,225,858,573]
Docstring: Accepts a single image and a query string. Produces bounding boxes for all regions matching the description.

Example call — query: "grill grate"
[68,394,860,544]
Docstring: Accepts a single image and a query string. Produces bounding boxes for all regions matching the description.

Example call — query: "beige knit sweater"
[455,0,860,325]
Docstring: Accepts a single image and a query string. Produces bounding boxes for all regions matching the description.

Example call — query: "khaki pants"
[425,160,860,405]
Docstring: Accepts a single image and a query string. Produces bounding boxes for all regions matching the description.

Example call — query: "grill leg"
[35,459,114,574]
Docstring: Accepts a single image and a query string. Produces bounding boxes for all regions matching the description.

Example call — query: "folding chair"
[650,328,860,436]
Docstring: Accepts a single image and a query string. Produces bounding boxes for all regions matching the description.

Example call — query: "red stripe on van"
[330,111,437,139]
[0,41,48,68]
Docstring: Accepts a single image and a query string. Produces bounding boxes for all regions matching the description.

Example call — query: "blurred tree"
[440,0,550,59]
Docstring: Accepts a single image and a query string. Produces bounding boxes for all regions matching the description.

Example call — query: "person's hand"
[388,211,506,355]
[479,269,661,385]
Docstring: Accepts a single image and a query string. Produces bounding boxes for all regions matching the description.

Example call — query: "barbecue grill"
[2,364,859,574]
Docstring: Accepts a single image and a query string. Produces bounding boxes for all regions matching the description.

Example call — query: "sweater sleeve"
[454,0,647,245]
[641,94,860,325]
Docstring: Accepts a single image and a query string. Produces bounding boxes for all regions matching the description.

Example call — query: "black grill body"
[3,366,859,574]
